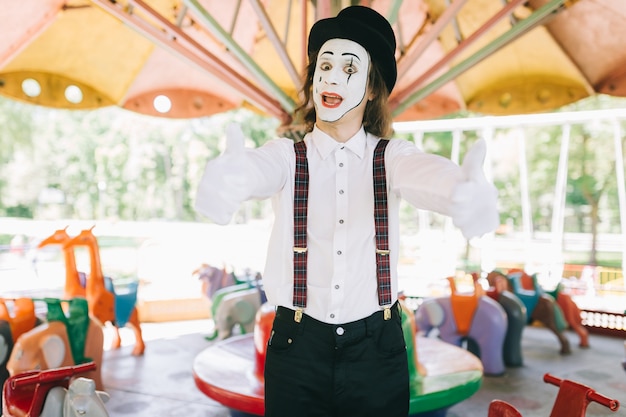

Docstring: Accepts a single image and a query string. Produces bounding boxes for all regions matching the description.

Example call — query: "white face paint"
[313,38,370,123]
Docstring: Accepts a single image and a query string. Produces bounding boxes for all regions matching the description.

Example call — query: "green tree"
[0,95,281,222]
[524,96,626,265]
[0,98,36,216]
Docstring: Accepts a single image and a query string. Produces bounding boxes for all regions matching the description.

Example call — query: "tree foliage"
[0,97,278,221]
[1,94,625,262]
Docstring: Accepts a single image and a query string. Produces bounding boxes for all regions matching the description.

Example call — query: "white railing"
[393,108,626,282]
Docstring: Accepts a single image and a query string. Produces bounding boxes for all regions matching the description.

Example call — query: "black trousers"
[264,302,409,417]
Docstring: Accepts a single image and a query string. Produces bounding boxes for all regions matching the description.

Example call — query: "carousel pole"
[611,120,626,287]
[479,126,497,273]
[413,131,431,236]
[550,123,571,283]
[516,128,533,265]
[445,129,462,236]
[446,129,463,277]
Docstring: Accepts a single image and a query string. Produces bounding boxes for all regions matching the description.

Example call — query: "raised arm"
[390,138,499,239]
[195,124,289,224]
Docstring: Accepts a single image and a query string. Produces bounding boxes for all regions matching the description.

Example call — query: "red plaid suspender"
[293,140,309,321]
[373,140,392,318]
[292,139,391,322]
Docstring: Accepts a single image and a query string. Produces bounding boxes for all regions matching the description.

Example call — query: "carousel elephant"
[477,273,527,367]
[2,362,106,417]
[489,270,572,354]
[205,268,265,341]
[6,299,104,391]
[38,377,110,417]
[415,294,508,376]
[485,290,526,367]
[208,287,263,340]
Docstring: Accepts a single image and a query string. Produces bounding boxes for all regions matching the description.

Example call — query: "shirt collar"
[311,125,367,160]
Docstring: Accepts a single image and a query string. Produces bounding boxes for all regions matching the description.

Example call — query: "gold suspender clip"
[294,308,303,323]
[383,306,392,320]
[293,246,306,322]
[376,248,390,256]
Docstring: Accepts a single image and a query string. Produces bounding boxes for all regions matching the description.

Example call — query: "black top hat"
[307,5,397,94]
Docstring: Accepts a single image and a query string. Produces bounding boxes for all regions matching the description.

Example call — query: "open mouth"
[321,92,343,108]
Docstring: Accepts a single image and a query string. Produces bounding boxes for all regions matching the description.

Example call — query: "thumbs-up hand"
[449,139,499,239]
[224,123,246,156]
[462,138,488,183]
[195,123,252,225]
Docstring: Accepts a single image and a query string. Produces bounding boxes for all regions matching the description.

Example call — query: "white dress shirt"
[195,125,498,324]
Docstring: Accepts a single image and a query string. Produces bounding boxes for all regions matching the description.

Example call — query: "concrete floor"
[100,319,625,417]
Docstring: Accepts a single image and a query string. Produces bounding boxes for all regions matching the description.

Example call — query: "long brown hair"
[293,51,394,138]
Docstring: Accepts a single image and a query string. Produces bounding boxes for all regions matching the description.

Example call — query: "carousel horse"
[63,227,144,356]
[487,270,571,355]
[414,276,508,376]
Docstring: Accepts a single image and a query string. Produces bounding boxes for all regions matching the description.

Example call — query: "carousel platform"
[100,319,626,417]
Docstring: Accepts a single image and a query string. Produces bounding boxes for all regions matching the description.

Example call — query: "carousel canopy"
[1,0,625,127]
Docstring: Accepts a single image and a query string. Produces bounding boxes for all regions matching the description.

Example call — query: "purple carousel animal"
[415,276,508,376]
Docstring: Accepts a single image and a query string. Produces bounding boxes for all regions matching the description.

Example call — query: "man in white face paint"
[195,5,499,417]
[313,38,370,125]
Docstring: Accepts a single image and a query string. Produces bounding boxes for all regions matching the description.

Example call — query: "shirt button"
[337,250,342,255]
[330,313,335,319]
[334,285,340,289]
[339,162,344,167]
[339,190,344,195]
[336,327,345,336]
[339,219,344,224]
